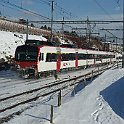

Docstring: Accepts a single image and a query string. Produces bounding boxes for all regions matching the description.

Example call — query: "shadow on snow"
[25,114,50,122]
[100,76,124,119]
[71,79,92,97]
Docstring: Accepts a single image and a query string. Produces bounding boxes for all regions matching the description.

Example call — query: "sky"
[0,0,123,21]
[0,0,123,42]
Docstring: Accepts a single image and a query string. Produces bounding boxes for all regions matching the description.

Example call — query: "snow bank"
[4,68,124,124]
[51,69,124,124]
[0,31,47,60]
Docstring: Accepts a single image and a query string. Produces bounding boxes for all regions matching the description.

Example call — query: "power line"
[0,0,50,20]
[0,2,22,18]
[93,0,114,20]
[30,20,122,24]
[38,0,50,6]
[38,0,79,20]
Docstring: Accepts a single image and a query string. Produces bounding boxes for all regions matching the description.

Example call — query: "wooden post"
[58,90,61,106]
[84,75,86,86]
[98,66,99,75]
[54,71,58,80]
[117,61,119,68]
[107,63,109,69]
[91,70,93,81]
[50,105,53,123]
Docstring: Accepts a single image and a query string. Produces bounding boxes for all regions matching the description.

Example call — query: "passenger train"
[15,40,117,78]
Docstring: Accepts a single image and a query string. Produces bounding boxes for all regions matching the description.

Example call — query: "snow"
[46,69,124,124]
[0,30,47,60]
[0,68,123,124]
[0,30,124,124]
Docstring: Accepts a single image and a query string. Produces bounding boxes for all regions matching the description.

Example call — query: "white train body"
[15,44,116,77]
[38,46,77,72]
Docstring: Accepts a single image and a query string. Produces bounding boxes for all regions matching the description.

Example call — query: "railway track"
[0,63,118,123]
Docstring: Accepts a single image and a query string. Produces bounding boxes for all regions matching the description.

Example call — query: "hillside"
[0,18,105,51]
[0,30,47,61]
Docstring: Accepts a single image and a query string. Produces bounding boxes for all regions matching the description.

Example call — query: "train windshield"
[15,45,38,61]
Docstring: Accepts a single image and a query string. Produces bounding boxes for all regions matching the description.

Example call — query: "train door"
[94,54,96,65]
[86,51,88,68]
[75,52,78,68]
[110,57,112,64]
[56,51,61,72]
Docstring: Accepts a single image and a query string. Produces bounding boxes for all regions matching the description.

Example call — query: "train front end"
[15,45,39,78]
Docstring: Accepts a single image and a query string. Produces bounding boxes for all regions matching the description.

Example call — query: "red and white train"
[15,40,116,78]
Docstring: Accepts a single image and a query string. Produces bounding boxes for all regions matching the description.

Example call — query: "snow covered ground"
[0,67,123,124]
[51,68,124,124]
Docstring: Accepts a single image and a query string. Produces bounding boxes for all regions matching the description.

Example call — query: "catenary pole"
[122,0,124,68]
[50,0,54,42]
[26,19,28,40]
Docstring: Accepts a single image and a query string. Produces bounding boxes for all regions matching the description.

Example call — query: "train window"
[61,53,68,61]
[15,52,26,61]
[94,54,98,59]
[99,55,102,59]
[111,55,115,58]
[61,53,75,61]
[15,45,38,61]
[15,52,37,61]
[69,53,75,60]
[46,53,57,62]
[78,53,87,60]
[102,55,106,58]
[39,53,44,61]
[117,56,122,59]
[87,54,93,59]
[41,53,44,60]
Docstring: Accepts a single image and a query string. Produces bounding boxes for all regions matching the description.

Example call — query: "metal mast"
[26,19,29,40]
[50,0,54,42]
[122,0,124,67]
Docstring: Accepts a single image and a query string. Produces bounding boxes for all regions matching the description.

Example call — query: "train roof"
[25,40,54,46]
[16,42,115,55]
[25,40,78,49]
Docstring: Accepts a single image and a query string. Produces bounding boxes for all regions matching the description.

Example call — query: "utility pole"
[105,34,107,42]
[61,17,64,40]
[86,16,92,43]
[122,0,124,68]
[50,0,54,42]
[104,34,107,51]
[26,19,28,40]
[100,28,121,52]
[116,37,117,52]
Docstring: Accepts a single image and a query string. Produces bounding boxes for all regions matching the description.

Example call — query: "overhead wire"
[0,0,122,40]
[114,0,123,15]
[36,0,80,34]
[0,0,50,20]
[38,0,80,20]
[93,0,114,20]
[92,0,123,41]
[0,2,30,19]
